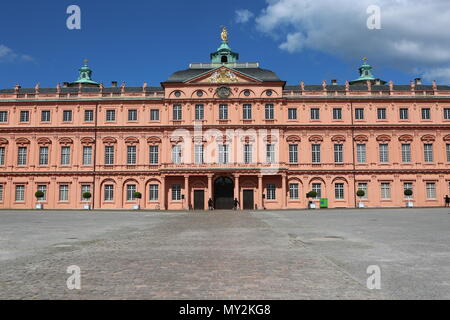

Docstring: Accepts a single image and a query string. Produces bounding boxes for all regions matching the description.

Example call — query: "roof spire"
[210,26,239,64]
[349,57,386,85]
[69,59,100,87]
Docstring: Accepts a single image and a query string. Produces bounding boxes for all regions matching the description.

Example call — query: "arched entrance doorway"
[214,176,234,209]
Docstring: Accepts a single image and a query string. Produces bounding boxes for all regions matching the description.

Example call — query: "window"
[356,144,366,163]
[266,144,275,163]
[172,145,182,164]
[106,109,116,122]
[41,110,51,122]
[335,183,344,200]
[17,147,27,166]
[219,144,229,164]
[194,145,204,164]
[426,182,436,199]
[172,184,181,201]
[265,104,274,120]
[59,185,69,201]
[37,185,47,201]
[150,109,160,121]
[173,105,182,120]
[334,144,343,163]
[381,183,391,199]
[149,184,159,201]
[357,183,368,199]
[63,110,72,122]
[244,144,252,164]
[355,108,364,120]
[81,185,91,201]
[332,108,342,120]
[289,183,299,200]
[127,145,137,165]
[403,182,413,199]
[15,185,25,202]
[104,185,114,201]
[424,144,433,162]
[379,144,389,163]
[149,145,159,164]
[444,108,450,120]
[61,146,71,165]
[311,144,321,163]
[84,110,94,122]
[0,185,3,201]
[399,108,409,120]
[219,104,228,120]
[421,108,431,120]
[20,111,29,122]
[289,144,298,163]
[243,104,252,120]
[39,146,49,165]
[0,111,7,122]
[195,104,204,120]
[0,147,5,165]
[288,108,297,120]
[128,109,138,121]
[126,184,136,201]
[377,108,386,120]
[401,144,411,162]
[447,144,450,162]
[266,184,276,200]
[83,146,92,165]
[310,108,320,120]
[104,146,114,165]
[312,183,322,199]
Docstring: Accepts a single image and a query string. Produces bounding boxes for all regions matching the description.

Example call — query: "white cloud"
[255,0,450,83]
[0,45,33,63]
[235,9,255,24]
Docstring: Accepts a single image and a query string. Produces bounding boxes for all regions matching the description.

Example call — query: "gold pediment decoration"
[209,69,238,83]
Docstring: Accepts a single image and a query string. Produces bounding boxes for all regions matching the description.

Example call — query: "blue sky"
[0,0,448,89]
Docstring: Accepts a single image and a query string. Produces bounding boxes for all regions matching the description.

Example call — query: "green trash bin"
[320,198,328,208]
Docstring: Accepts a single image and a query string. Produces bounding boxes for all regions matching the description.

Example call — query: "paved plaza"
[0,208,449,299]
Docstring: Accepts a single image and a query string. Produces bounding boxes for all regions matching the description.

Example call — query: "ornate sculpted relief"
[209,69,238,83]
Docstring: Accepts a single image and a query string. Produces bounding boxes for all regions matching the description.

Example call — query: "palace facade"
[1,34,450,210]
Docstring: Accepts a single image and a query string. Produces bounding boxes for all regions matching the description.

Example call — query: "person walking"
[208,198,214,210]
[445,195,450,207]
[233,198,240,211]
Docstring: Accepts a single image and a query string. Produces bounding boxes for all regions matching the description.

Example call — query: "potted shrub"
[82,192,92,210]
[356,189,366,208]
[404,189,413,207]
[133,191,142,210]
[35,191,45,209]
[306,191,317,209]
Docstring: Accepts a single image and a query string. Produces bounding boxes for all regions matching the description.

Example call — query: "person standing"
[208,198,214,210]
[445,195,450,207]
[233,198,240,210]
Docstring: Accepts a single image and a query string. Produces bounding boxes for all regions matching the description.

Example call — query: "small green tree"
[133,192,142,199]
[356,189,365,198]
[82,192,92,201]
[404,189,413,197]
[306,191,317,199]
[35,191,45,200]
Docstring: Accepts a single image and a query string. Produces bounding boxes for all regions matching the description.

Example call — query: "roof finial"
[221,26,228,43]
[363,56,368,63]
[83,58,89,66]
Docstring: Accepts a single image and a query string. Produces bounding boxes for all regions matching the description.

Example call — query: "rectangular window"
[61,146,71,165]
[0,147,5,165]
[150,109,160,121]
[172,145,182,164]
[39,146,49,166]
[332,108,342,120]
[194,145,204,164]
[266,184,276,200]
[195,104,204,120]
[381,183,391,200]
[357,144,366,163]
[289,144,298,163]
[377,108,386,120]
[421,108,431,120]
[127,145,137,165]
[426,182,436,199]
[104,185,114,201]
[355,108,364,120]
[243,104,252,120]
[0,111,8,122]
[59,185,69,201]
[289,183,299,200]
[37,185,47,201]
[15,185,25,202]
[311,144,321,163]
[126,184,136,201]
[403,182,413,199]
[335,183,344,200]
[357,183,368,199]
[334,144,343,163]
[424,144,434,162]
[17,147,27,166]
[149,184,159,201]
[81,185,91,201]
[41,110,51,122]
[401,144,411,163]
[172,184,181,201]
[63,110,72,122]
[0,185,3,201]
[399,108,409,120]
[312,183,322,199]
[266,144,275,163]
[265,104,274,120]
[379,144,389,163]
[20,111,29,122]
[219,144,229,164]
[244,144,252,164]
[128,109,138,121]
[84,110,94,122]
[149,145,159,164]
[288,108,297,120]
[447,144,450,162]
[83,146,92,165]
[311,108,320,120]
[173,105,182,120]
[104,146,114,165]
[444,108,450,120]
[106,109,116,122]
[219,104,228,120]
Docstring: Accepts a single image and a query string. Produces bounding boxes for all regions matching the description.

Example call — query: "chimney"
[111,81,118,87]
[63,82,69,87]
[414,78,422,85]
[331,79,338,85]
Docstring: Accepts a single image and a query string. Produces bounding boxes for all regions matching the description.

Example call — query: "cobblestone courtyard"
[0,208,449,299]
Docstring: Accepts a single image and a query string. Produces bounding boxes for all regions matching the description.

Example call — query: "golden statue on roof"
[221,26,228,42]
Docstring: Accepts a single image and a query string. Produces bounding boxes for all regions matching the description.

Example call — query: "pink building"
[0,34,450,210]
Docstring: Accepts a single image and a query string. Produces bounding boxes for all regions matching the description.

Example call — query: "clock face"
[217,86,231,98]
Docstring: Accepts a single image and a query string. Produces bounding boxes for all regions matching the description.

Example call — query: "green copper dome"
[210,28,239,64]
[70,59,100,87]
[349,58,386,85]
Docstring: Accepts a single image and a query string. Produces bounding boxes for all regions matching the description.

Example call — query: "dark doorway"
[243,189,254,210]
[221,56,228,63]
[194,190,205,210]
[214,176,234,209]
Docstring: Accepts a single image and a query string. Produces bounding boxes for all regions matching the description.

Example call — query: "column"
[184,176,189,210]
[207,174,213,207]
[234,174,240,208]
[160,175,166,210]
[281,173,286,209]
[257,175,263,210]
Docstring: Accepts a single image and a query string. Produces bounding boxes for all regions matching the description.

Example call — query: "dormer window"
[221,56,228,63]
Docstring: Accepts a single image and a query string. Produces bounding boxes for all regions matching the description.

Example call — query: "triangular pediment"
[185,66,261,84]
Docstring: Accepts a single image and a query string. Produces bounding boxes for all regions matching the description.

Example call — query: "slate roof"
[165,67,281,83]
